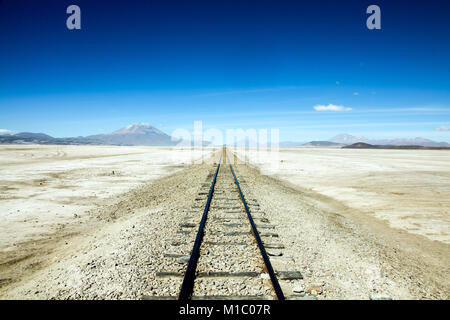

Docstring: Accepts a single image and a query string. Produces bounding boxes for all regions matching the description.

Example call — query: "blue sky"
[0,0,449,141]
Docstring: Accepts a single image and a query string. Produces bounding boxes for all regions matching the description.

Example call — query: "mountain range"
[329,133,450,148]
[302,141,345,147]
[0,126,448,148]
[0,123,179,146]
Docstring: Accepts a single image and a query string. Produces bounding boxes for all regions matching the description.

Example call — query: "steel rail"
[178,155,222,301]
[228,156,286,301]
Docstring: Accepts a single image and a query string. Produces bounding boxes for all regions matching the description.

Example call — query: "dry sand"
[234,160,449,299]
[234,147,450,244]
[0,145,213,291]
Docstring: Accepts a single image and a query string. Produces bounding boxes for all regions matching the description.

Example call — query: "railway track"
[149,148,303,300]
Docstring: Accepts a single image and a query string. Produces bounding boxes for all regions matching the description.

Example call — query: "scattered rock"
[292,285,305,294]
[306,286,323,295]
[267,249,283,256]
[176,256,190,264]
[288,294,317,300]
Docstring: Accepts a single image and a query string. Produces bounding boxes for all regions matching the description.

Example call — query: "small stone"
[306,286,323,295]
[292,285,305,294]
[370,293,392,300]
[267,250,283,256]
[260,273,270,280]
[288,294,317,300]
[176,256,190,264]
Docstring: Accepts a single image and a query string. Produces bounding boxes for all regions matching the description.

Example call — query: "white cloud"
[314,104,352,112]
[353,92,359,96]
[436,126,450,131]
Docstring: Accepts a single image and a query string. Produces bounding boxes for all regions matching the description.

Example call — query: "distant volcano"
[110,123,167,135]
[87,123,177,146]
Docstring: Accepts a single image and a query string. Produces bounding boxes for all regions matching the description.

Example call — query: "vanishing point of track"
[179,148,285,300]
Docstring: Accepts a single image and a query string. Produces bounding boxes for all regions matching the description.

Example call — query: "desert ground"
[0,145,448,299]
[0,145,213,293]
[233,147,450,244]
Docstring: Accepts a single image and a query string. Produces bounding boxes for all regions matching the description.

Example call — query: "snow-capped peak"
[112,123,165,135]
